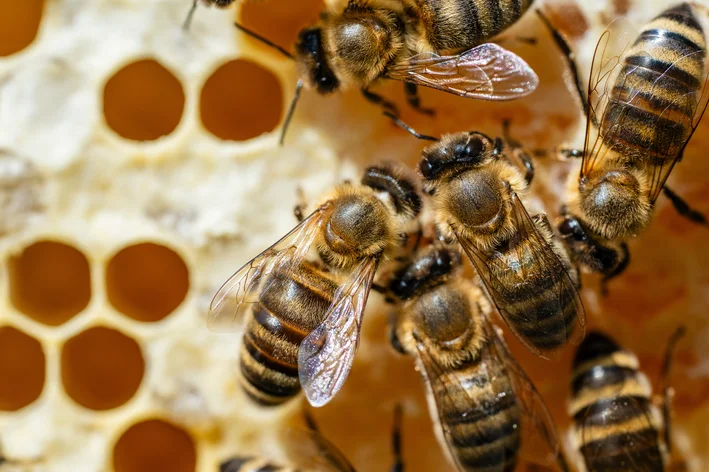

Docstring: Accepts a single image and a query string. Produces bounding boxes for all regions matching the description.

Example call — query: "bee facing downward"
[208,164,421,407]
[539,3,709,291]
[220,0,539,145]
[568,328,686,472]
[389,244,568,472]
[388,115,585,359]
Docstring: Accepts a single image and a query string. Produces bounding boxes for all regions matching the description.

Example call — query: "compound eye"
[454,137,484,161]
[558,218,585,241]
[419,157,434,179]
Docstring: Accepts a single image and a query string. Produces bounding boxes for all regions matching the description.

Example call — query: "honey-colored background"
[0,0,707,471]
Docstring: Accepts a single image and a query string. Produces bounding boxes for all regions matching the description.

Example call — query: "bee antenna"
[279,80,304,146]
[182,0,199,31]
[233,22,294,60]
[383,112,438,141]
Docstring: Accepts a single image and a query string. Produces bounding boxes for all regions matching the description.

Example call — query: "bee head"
[388,245,461,301]
[558,210,627,276]
[419,132,493,181]
[361,164,422,220]
[295,28,340,94]
[579,169,651,239]
[323,9,403,85]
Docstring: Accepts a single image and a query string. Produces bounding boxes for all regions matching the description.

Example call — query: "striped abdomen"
[601,3,707,164]
[569,332,665,472]
[239,262,337,406]
[432,338,521,471]
[491,227,580,352]
[416,0,535,51]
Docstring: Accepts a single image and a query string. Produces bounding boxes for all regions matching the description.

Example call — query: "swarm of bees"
[195,0,709,470]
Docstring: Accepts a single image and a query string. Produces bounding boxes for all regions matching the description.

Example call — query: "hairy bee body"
[239,261,337,406]
[413,0,535,52]
[420,132,582,354]
[602,3,706,166]
[569,333,666,472]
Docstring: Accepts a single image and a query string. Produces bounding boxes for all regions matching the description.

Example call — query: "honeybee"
[219,406,403,471]
[183,0,235,30]
[387,115,585,358]
[208,164,421,407]
[546,3,709,289]
[232,0,539,145]
[389,243,568,472]
[568,328,686,472]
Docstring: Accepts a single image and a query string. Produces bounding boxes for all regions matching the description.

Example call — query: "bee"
[208,164,421,407]
[543,3,709,289]
[568,328,686,472]
[219,406,404,471]
[183,0,235,31]
[387,115,585,358]
[231,0,539,145]
[389,243,567,472]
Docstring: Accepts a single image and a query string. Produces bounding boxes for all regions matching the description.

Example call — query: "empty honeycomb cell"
[200,59,283,141]
[239,0,325,52]
[103,59,185,141]
[61,326,144,411]
[112,419,196,472]
[9,240,91,326]
[0,326,45,411]
[105,243,189,322]
[0,0,44,57]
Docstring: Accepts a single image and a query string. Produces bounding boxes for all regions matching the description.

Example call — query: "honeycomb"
[0,0,707,471]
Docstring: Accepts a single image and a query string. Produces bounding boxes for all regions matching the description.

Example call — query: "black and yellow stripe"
[416,0,535,51]
[601,2,706,164]
[569,332,665,472]
[431,338,521,471]
[239,262,337,406]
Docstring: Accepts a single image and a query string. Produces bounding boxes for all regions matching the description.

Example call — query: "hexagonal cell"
[0,0,44,57]
[200,59,283,141]
[112,419,196,472]
[105,243,189,322]
[0,326,45,411]
[9,240,91,326]
[238,0,324,52]
[61,326,144,411]
[103,59,185,141]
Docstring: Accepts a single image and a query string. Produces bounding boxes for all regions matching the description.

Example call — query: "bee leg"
[404,83,435,116]
[293,187,307,223]
[182,0,199,31]
[663,186,709,227]
[389,313,407,355]
[600,243,629,296]
[391,404,404,472]
[361,87,399,116]
[501,119,535,185]
[660,326,686,455]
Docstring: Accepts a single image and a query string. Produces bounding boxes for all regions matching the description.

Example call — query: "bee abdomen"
[602,2,706,161]
[416,0,534,51]
[436,363,521,471]
[579,427,664,472]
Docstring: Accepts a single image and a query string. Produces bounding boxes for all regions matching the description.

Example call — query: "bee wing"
[485,322,567,471]
[298,256,379,407]
[207,209,325,333]
[454,193,585,359]
[644,57,709,203]
[578,390,662,471]
[386,43,539,101]
[414,330,522,472]
[581,18,637,176]
[281,427,355,472]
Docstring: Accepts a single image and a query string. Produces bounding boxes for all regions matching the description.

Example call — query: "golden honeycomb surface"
[0,0,707,471]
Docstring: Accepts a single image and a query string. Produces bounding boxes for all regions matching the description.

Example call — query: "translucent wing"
[455,193,585,359]
[577,390,664,471]
[207,208,325,333]
[581,18,636,177]
[298,256,379,407]
[281,427,355,472]
[386,43,539,101]
[486,322,567,471]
